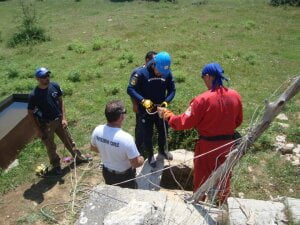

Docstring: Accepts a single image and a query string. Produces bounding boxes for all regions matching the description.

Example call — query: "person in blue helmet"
[27,67,91,176]
[127,51,176,167]
[128,51,157,157]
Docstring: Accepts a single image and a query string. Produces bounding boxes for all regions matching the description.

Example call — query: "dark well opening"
[0,94,36,169]
[160,165,194,191]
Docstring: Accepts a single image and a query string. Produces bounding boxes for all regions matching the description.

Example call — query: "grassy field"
[0,0,299,200]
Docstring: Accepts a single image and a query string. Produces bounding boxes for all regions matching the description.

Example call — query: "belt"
[198,134,235,141]
[42,117,60,123]
[103,166,132,175]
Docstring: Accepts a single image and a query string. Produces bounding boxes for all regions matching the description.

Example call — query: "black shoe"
[43,166,62,177]
[52,166,63,175]
[75,155,93,164]
[159,151,173,161]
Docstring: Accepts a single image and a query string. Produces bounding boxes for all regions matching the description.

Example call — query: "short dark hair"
[145,51,157,61]
[105,100,126,123]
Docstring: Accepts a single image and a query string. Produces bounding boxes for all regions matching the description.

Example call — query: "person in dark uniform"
[129,51,157,156]
[127,51,176,167]
[28,67,91,175]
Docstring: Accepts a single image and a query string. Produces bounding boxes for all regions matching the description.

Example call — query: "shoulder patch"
[130,74,139,86]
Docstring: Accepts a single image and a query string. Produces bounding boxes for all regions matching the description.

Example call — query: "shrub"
[244,20,256,30]
[7,67,19,79]
[62,84,73,96]
[104,86,120,96]
[8,1,49,47]
[119,52,134,64]
[168,129,198,150]
[67,71,81,82]
[270,0,300,6]
[175,75,186,83]
[92,38,106,51]
[67,40,87,54]
[244,53,257,65]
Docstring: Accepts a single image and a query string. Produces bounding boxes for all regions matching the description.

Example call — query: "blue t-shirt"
[28,82,63,120]
[127,60,176,112]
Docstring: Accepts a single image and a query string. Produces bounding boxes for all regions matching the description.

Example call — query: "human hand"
[141,99,154,110]
[157,107,174,121]
[62,119,68,128]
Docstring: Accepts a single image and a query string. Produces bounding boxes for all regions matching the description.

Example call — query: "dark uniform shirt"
[127,60,176,112]
[28,82,63,121]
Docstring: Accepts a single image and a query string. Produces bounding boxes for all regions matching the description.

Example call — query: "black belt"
[198,134,235,141]
[103,166,133,175]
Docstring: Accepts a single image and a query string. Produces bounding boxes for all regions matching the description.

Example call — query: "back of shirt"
[91,125,140,172]
[169,87,243,136]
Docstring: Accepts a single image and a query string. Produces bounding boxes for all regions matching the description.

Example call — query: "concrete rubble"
[75,185,222,225]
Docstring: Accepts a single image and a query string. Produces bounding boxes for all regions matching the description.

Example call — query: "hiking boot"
[148,156,157,168]
[159,151,173,161]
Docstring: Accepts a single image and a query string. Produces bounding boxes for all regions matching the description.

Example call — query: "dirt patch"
[0,154,103,225]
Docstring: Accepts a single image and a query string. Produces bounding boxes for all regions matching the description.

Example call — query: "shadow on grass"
[23,164,75,204]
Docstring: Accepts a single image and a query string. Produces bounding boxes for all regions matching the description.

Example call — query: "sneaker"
[148,156,157,168]
[159,151,173,161]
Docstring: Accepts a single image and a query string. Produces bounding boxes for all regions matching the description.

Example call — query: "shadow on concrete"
[23,164,74,204]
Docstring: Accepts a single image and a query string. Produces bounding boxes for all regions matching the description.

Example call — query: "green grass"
[0,0,299,198]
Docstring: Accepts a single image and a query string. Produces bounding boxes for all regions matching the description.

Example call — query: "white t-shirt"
[91,124,140,172]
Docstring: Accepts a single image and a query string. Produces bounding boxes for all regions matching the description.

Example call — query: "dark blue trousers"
[141,113,168,158]
[135,113,144,156]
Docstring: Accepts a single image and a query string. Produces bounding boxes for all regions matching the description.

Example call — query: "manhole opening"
[160,165,193,191]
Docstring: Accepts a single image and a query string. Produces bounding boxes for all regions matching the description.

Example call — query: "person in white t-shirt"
[90,100,144,189]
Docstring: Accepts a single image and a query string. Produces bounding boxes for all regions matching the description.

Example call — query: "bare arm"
[58,96,68,128]
[58,96,66,120]
[129,156,144,168]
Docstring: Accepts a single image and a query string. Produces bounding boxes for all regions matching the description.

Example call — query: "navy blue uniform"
[129,66,145,156]
[127,61,176,157]
[28,82,63,121]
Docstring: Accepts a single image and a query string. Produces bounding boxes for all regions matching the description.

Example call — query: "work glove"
[141,99,154,110]
[157,107,174,121]
[160,101,168,108]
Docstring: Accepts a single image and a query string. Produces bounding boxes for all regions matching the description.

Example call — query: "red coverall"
[168,87,243,202]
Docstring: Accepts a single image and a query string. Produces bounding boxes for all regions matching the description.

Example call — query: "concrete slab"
[75,185,216,225]
[136,155,165,191]
[285,197,300,223]
[228,197,287,225]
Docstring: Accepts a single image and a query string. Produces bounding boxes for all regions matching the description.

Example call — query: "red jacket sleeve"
[168,97,206,131]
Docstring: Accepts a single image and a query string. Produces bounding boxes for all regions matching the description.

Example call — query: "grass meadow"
[0,0,299,199]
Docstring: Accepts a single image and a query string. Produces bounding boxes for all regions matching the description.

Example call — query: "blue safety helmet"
[35,67,50,78]
[201,62,229,90]
[154,51,171,76]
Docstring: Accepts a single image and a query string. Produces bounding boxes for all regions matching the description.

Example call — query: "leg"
[141,114,154,159]
[40,121,61,167]
[155,115,167,154]
[135,113,144,156]
[54,120,81,158]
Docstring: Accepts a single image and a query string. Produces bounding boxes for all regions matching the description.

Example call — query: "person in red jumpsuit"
[158,62,243,203]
